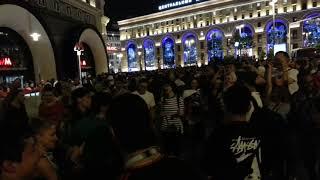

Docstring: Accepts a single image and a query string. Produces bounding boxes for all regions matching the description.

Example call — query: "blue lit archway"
[266,19,288,54]
[206,29,224,61]
[233,24,254,57]
[182,32,198,66]
[143,39,156,70]
[303,13,320,48]
[162,36,175,68]
[127,41,138,72]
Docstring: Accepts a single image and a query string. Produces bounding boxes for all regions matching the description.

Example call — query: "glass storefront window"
[0,27,33,84]
[266,20,287,54]
[233,25,254,57]
[207,29,224,61]
[162,37,175,69]
[127,42,138,71]
[80,43,95,78]
[143,39,156,70]
[303,13,320,48]
[183,33,197,66]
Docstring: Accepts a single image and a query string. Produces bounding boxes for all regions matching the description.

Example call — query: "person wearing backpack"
[160,83,185,156]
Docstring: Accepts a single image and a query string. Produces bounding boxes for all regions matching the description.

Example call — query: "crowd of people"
[0,51,320,180]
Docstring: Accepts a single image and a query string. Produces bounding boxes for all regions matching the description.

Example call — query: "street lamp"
[30,33,41,41]
[137,51,142,71]
[74,43,84,84]
[185,39,195,66]
[271,0,278,52]
[116,53,123,73]
[236,24,245,36]
[236,25,245,57]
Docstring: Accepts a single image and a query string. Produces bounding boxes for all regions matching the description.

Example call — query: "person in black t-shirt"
[203,85,287,180]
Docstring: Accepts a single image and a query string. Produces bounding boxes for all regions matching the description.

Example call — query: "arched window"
[266,20,287,54]
[233,25,254,57]
[303,13,320,48]
[183,33,197,66]
[207,29,224,61]
[127,42,138,72]
[143,39,156,70]
[162,36,175,68]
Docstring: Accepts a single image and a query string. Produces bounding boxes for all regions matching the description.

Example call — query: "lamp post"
[235,25,244,58]
[138,51,142,71]
[236,25,245,58]
[236,24,245,36]
[185,39,195,66]
[30,32,41,81]
[271,0,278,53]
[74,43,84,84]
[117,53,123,73]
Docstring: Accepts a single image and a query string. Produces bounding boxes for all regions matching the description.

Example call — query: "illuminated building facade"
[118,0,320,72]
[0,0,109,83]
[104,31,122,73]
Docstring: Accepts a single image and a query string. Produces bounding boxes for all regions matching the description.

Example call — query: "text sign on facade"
[107,46,119,51]
[0,57,12,66]
[158,0,202,11]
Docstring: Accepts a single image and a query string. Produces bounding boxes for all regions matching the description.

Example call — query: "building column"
[101,16,110,34]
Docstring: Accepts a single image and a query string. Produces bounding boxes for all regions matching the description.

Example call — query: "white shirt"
[132,91,156,109]
[288,68,299,95]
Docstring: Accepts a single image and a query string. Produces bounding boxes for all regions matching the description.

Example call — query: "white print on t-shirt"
[230,136,261,180]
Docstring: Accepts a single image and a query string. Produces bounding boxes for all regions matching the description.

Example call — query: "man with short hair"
[275,51,299,95]
[132,79,156,122]
[203,85,287,180]
[133,79,156,110]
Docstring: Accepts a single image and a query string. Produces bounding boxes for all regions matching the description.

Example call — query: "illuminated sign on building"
[81,60,87,66]
[158,0,203,11]
[0,57,13,66]
[107,46,119,51]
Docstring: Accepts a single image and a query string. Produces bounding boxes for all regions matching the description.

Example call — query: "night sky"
[105,0,163,21]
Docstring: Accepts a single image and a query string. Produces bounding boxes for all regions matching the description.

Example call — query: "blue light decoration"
[266,20,287,53]
[143,39,156,70]
[206,29,224,62]
[183,33,198,66]
[127,42,137,71]
[233,25,254,57]
[303,13,320,48]
[162,36,175,68]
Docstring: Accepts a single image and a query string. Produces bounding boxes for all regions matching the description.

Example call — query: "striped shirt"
[160,96,184,133]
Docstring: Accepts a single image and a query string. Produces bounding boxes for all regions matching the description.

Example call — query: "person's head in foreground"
[0,124,40,180]
[108,94,157,154]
